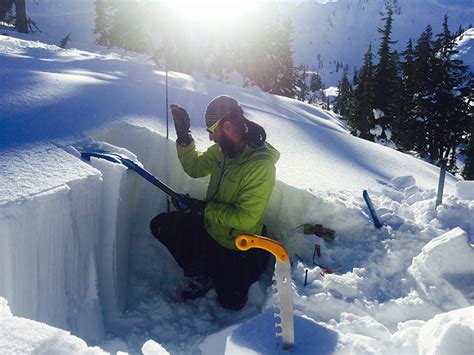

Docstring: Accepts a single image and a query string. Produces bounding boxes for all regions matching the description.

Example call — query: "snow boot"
[180,276,214,301]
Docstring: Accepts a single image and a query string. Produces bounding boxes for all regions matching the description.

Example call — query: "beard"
[218,133,239,157]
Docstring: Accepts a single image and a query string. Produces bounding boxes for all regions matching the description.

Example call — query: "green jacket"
[176,140,280,250]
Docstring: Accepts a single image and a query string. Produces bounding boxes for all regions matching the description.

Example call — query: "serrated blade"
[273,259,294,348]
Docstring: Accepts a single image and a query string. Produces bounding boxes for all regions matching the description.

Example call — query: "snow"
[456,181,474,200]
[0,9,473,355]
[0,297,106,354]
[418,307,474,355]
[409,228,474,311]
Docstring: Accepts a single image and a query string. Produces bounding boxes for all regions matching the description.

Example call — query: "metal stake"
[436,161,447,208]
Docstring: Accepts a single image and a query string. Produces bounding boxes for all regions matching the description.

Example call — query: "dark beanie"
[205,95,266,147]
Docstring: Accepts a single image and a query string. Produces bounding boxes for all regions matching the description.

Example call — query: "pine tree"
[14,0,27,33]
[333,65,353,117]
[296,65,308,101]
[0,0,14,21]
[463,122,474,180]
[352,67,358,86]
[94,0,111,47]
[59,33,72,49]
[310,72,322,92]
[108,1,150,54]
[411,25,436,156]
[396,38,417,150]
[237,16,296,97]
[350,43,376,139]
[410,19,473,171]
[269,18,297,97]
[372,3,400,143]
[429,16,473,170]
[1,0,31,33]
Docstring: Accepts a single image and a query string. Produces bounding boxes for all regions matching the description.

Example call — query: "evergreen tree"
[372,3,400,142]
[411,25,436,155]
[333,65,353,117]
[296,65,308,101]
[108,1,150,54]
[396,38,417,150]
[352,67,358,86]
[463,122,474,180]
[94,0,111,47]
[310,72,322,92]
[1,0,32,33]
[0,0,14,22]
[237,16,296,97]
[429,16,473,170]
[350,43,376,139]
[269,18,297,97]
[59,33,72,49]
[14,0,27,33]
[410,19,473,171]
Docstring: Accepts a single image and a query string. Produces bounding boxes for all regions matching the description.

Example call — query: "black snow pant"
[150,211,271,310]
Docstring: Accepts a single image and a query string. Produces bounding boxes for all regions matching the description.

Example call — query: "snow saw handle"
[236,235,288,263]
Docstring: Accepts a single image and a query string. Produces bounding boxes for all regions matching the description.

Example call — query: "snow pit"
[1,121,473,354]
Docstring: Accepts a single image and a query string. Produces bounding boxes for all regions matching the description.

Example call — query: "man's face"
[210,122,238,157]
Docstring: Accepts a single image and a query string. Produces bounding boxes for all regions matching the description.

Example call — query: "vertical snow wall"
[0,121,369,344]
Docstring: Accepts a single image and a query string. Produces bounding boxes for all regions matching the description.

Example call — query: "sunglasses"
[206,111,231,135]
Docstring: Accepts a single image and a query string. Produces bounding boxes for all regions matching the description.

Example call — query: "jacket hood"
[236,142,280,166]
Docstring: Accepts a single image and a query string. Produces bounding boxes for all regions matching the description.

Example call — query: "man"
[150,95,279,310]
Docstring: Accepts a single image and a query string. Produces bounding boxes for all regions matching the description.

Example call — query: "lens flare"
[167,0,262,28]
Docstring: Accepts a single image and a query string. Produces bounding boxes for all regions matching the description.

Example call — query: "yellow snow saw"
[236,235,294,349]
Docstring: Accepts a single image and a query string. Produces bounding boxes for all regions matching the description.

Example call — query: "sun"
[167,0,262,27]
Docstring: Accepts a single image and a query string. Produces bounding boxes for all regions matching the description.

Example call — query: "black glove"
[170,104,191,146]
[172,194,207,215]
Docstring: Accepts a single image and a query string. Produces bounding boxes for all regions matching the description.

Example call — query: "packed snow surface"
[1,30,473,355]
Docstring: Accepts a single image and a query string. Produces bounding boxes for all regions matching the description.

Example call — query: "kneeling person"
[150,95,279,310]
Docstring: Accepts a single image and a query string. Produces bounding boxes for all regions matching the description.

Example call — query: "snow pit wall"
[0,175,105,342]
[0,149,135,342]
[0,121,367,345]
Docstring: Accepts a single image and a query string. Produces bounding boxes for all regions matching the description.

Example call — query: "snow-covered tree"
[1,0,31,33]
[350,43,375,139]
[408,19,473,170]
[373,3,401,143]
[333,65,353,117]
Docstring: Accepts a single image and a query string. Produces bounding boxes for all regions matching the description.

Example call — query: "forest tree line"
[333,7,473,178]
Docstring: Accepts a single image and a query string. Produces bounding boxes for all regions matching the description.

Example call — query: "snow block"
[390,176,416,190]
[418,307,474,355]
[409,227,474,310]
[0,299,106,354]
[0,297,12,318]
[142,339,170,355]
[225,309,338,354]
[455,181,474,200]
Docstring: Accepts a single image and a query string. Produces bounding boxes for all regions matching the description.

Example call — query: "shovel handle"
[236,235,288,263]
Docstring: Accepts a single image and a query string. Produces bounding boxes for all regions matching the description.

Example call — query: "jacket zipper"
[208,157,226,202]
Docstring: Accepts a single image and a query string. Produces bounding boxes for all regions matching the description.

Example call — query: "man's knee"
[149,214,162,239]
[217,290,247,310]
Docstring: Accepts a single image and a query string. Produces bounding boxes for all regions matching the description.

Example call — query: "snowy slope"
[1,33,474,355]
